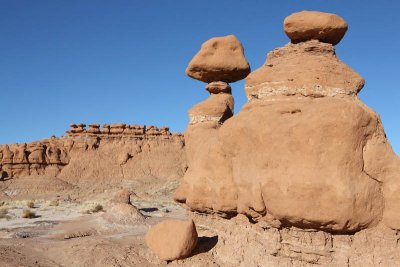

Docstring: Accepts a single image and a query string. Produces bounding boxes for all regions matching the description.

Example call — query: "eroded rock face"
[284,11,348,45]
[104,203,145,225]
[0,124,186,181]
[175,11,400,233]
[145,219,198,261]
[245,40,365,99]
[186,35,250,83]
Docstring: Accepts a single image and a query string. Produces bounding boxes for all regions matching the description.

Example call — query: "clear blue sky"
[1,1,399,155]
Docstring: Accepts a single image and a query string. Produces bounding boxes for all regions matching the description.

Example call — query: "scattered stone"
[146,219,198,261]
[186,35,250,83]
[63,230,93,239]
[284,11,348,45]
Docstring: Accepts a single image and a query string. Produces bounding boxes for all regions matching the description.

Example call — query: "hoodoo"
[175,11,400,233]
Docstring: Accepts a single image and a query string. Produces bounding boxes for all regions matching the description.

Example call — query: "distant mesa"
[66,123,180,139]
[0,123,184,180]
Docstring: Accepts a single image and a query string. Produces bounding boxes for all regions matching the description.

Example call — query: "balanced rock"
[186,35,250,83]
[284,11,348,45]
[206,81,231,94]
[175,11,400,233]
[146,219,198,261]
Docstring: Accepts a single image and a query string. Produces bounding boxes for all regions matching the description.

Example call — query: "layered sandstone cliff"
[0,124,186,188]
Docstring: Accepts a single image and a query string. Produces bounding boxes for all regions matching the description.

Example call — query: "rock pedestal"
[175,11,400,233]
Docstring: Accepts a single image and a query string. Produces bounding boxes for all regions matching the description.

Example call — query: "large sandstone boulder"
[175,11,400,233]
[186,35,250,83]
[145,219,198,261]
[284,11,348,45]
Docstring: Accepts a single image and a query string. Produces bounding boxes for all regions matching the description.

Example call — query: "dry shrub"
[22,209,36,219]
[81,204,104,214]
[26,201,35,208]
[0,208,9,219]
[49,200,59,206]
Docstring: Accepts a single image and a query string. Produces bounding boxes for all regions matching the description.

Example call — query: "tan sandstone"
[145,219,198,261]
[175,11,400,234]
[186,35,250,83]
[284,11,348,45]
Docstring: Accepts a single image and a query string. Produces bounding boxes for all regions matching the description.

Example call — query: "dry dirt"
[1,175,400,267]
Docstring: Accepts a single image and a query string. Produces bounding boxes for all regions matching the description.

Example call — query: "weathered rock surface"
[175,11,400,234]
[245,40,365,100]
[104,203,145,225]
[206,81,231,94]
[0,124,186,193]
[186,35,250,83]
[188,93,234,125]
[145,219,198,261]
[284,11,348,45]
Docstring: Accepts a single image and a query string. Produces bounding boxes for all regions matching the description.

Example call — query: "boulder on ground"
[145,219,198,261]
[284,11,348,45]
[111,189,131,204]
[104,203,144,225]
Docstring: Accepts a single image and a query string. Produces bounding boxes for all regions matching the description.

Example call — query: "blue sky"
[1,1,399,155]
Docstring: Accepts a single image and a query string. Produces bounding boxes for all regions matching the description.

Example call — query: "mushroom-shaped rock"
[146,219,198,261]
[186,35,250,83]
[284,11,348,45]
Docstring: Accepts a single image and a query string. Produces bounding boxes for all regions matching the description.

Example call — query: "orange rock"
[186,35,250,83]
[145,219,198,261]
[284,11,348,45]
[206,81,231,94]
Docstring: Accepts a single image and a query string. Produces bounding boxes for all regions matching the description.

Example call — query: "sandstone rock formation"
[145,219,198,261]
[175,11,400,234]
[284,11,348,45]
[0,124,186,184]
[186,35,250,83]
[104,203,145,225]
[111,189,132,204]
[185,35,250,128]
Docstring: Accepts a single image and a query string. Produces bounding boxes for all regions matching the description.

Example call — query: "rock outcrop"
[175,11,400,234]
[0,124,186,184]
[146,219,198,261]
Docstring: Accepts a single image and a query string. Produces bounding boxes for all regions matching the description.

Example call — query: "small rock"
[145,219,198,261]
[206,81,231,94]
